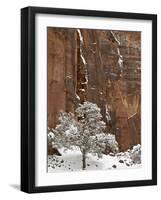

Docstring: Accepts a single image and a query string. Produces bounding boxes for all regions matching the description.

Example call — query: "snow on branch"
[48,101,119,169]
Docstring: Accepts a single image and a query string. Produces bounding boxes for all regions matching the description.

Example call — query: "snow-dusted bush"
[130,144,141,164]
[98,133,119,153]
[48,101,118,170]
[48,131,54,146]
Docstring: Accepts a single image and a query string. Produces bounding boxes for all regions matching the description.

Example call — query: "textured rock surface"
[47,27,141,153]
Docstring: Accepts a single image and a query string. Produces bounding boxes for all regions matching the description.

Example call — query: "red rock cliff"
[47,27,141,152]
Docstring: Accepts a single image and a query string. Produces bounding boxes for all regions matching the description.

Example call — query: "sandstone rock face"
[47,27,141,153]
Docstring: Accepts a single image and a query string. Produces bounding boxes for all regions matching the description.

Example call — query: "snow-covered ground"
[48,148,141,173]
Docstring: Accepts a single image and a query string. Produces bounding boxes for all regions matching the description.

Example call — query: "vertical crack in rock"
[105,104,111,122]
[117,47,123,69]
[110,31,120,45]
[77,29,89,86]
[110,31,128,133]
[76,29,89,103]
[110,31,123,70]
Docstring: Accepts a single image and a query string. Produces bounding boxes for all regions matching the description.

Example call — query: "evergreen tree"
[48,101,118,170]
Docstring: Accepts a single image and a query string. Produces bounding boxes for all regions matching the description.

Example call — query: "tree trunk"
[82,149,86,170]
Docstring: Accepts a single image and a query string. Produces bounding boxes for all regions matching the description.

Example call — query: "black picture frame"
[21,6,157,193]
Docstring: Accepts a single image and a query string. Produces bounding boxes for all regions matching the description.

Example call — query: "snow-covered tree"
[48,101,118,170]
